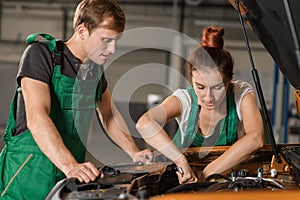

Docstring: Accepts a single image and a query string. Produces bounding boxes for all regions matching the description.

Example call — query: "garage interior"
[0,0,299,165]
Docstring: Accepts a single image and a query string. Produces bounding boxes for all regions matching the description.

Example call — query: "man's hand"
[65,162,103,183]
[131,149,154,164]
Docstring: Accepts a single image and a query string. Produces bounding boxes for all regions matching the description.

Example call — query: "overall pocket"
[1,151,57,200]
[1,153,32,197]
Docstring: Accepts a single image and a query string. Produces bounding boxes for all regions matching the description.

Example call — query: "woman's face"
[191,68,228,110]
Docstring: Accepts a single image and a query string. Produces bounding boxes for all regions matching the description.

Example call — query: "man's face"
[84,27,121,65]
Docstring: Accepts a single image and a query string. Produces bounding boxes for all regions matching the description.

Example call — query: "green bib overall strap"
[26,33,56,52]
[26,33,62,67]
[172,84,237,148]
[224,84,238,144]
[172,85,199,148]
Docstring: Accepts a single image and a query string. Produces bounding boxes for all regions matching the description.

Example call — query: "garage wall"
[1,1,294,147]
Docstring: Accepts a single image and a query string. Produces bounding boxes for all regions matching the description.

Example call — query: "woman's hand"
[175,156,198,184]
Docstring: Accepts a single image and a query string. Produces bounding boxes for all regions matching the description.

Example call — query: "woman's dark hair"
[186,26,234,83]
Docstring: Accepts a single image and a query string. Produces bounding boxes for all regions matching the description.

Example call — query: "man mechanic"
[0,0,152,199]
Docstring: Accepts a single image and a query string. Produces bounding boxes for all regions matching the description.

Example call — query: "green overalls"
[173,85,238,148]
[0,34,103,199]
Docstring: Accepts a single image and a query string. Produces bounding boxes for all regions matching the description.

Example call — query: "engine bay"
[46,144,300,200]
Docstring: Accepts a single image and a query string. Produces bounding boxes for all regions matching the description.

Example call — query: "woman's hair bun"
[201,26,225,49]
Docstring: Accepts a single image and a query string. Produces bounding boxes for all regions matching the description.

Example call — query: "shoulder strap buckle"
[26,33,56,52]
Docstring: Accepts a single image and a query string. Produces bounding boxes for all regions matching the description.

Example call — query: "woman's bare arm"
[202,91,264,178]
[137,95,198,183]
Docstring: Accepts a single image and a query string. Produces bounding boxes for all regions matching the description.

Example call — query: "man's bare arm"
[96,89,153,163]
[21,77,100,182]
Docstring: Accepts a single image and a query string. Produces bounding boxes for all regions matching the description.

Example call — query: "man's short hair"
[73,0,125,33]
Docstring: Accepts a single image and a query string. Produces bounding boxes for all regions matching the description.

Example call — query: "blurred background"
[0,0,299,165]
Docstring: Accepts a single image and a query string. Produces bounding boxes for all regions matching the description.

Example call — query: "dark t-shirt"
[14,41,107,135]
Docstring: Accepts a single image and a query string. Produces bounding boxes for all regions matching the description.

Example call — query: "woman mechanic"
[136,26,264,184]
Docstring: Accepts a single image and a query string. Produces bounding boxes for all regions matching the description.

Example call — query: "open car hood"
[230,0,300,89]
